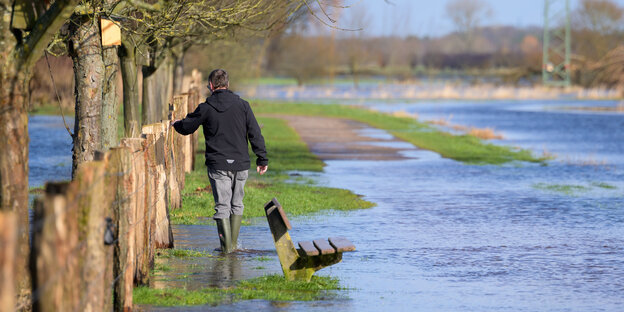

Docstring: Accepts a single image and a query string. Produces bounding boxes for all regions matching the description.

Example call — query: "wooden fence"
[0,87,201,312]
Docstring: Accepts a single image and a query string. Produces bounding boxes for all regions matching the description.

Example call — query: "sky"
[330,0,624,37]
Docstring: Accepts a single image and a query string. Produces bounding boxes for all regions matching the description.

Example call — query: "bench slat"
[276,206,292,230]
[329,237,356,252]
[298,241,319,256]
[313,239,336,255]
[264,198,292,230]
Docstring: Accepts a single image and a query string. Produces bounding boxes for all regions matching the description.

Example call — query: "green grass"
[155,248,215,258]
[154,263,172,272]
[532,183,591,195]
[133,275,343,306]
[28,103,75,116]
[591,182,617,189]
[251,101,543,165]
[171,116,374,225]
[534,182,618,195]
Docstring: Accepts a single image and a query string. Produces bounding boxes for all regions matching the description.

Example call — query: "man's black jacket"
[173,89,268,171]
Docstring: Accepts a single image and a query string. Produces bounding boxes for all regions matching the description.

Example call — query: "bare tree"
[345,3,370,88]
[445,0,492,52]
[68,3,106,176]
[572,0,623,61]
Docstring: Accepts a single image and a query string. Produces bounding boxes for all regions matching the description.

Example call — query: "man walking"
[172,69,268,253]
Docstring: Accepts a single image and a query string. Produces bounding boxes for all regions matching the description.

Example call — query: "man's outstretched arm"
[172,104,207,135]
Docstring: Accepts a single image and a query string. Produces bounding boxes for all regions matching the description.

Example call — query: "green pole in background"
[542,0,571,87]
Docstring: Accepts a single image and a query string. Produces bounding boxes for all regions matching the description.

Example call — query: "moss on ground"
[251,101,544,165]
[171,116,374,225]
[133,275,343,306]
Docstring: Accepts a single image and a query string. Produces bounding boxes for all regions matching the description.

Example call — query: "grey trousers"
[208,168,248,220]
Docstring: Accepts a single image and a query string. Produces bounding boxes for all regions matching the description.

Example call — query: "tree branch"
[21,0,81,70]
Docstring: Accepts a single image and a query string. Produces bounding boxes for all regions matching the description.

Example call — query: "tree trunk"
[142,54,174,125]
[172,49,184,95]
[70,14,105,176]
[141,66,159,124]
[1,0,80,305]
[101,46,119,150]
[120,33,141,137]
[0,63,30,302]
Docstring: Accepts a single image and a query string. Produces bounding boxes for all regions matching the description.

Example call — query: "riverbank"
[242,83,622,101]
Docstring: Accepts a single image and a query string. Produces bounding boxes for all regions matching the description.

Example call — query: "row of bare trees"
[249,0,623,87]
[0,0,307,308]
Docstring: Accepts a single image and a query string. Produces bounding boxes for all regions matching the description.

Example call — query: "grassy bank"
[134,275,343,306]
[171,116,374,225]
[28,103,75,116]
[251,101,543,165]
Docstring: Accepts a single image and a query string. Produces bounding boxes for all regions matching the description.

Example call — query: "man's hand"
[257,165,268,175]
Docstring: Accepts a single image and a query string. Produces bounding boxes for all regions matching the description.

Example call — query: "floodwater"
[30,99,624,311]
[29,115,73,187]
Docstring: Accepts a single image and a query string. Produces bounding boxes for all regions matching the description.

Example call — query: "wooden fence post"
[0,211,17,312]
[187,87,200,172]
[142,126,174,249]
[121,138,151,285]
[30,182,79,312]
[74,158,116,311]
[172,95,188,189]
[106,147,135,312]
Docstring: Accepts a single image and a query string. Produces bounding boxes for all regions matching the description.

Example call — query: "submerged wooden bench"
[264,198,356,281]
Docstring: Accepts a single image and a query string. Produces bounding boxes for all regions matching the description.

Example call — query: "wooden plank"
[263,197,280,211]
[263,198,291,230]
[276,206,292,230]
[298,241,319,256]
[313,239,336,255]
[329,237,356,253]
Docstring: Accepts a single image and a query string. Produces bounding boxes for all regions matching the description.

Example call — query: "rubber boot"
[215,218,232,253]
[230,214,243,251]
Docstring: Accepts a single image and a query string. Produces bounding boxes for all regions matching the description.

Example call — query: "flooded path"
[266,114,413,160]
[30,101,624,311]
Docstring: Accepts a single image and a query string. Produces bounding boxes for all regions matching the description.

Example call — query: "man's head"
[208,69,229,91]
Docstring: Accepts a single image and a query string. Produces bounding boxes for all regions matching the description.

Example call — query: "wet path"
[30,108,624,311]
[264,114,412,161]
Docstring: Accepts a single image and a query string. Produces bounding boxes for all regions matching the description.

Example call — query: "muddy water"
[30,101,624,311]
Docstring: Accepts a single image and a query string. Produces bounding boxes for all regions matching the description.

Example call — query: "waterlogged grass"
[251,101,543,165]
[533,183,591,195]
[171,116,373,225]
[533,182,619,196]
[133,275,343,307]
[155,248,215,259]
[591,182,617,189]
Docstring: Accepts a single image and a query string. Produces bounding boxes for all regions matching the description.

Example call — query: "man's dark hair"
[208,69,229,89]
